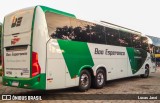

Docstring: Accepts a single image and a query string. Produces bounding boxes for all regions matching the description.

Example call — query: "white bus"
[2,6,156,91]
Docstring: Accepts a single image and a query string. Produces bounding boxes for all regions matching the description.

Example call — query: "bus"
[154,46,160,66]
[2,5,156,92]
[148,36,160,66]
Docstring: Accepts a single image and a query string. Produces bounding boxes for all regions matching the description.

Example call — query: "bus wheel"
[78,70,91,92]
[140,66,149,78]
[93,69,106,89]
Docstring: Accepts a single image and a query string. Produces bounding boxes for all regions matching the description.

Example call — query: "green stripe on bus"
[2,73,46,90]
[58,40,94,78]
[40,6,76,18]
[126,47,137,74]
[126,47,147,74]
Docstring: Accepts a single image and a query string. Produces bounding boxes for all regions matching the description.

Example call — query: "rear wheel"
[78,70,91,92]
[140,65,149,78]
[93,69,106,89]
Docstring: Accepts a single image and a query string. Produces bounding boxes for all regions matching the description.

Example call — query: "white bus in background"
[2,5,156,92]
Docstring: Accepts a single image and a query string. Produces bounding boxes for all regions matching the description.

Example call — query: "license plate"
[12,81,19,86]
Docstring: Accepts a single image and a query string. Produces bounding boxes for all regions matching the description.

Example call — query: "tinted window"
[105,27,120,46]
[90,24,106,44]
[119,31,132,47]
[70,19,92,42]
[46,13,71,40]
[141,36,149,52]
[46,12,143,48]
[47,13,92,42]
[132,34,141,48]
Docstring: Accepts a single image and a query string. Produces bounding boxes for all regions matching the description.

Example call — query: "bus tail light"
[32,52,41,77]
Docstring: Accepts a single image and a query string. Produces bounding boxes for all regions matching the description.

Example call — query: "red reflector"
[47,78,53,80]
[37,77,40,82]
[32,52,41,77]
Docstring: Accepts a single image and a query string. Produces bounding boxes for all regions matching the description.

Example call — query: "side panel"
[46,39,153,89]
[47,39,94,89]
[88,43,128,80]
[57,40,94,78]
[47,59,66,89]
[126,48,148,76]
[46,39,66,89]
[46,39,78,89]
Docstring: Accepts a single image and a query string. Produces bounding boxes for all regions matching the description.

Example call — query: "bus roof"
[99,21,141,35]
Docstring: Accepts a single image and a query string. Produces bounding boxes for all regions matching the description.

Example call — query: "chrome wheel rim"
[80,74,89,87]
[97,73,104,85]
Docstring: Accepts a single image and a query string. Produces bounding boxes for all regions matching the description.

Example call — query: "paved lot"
[0,68,160,103]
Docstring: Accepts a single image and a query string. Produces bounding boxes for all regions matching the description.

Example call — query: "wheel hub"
[80,74,89,87]
[97,73,104,85]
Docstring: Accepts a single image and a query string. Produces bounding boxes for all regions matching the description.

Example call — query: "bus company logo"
[11,16,23,28]
[11,37,20,45]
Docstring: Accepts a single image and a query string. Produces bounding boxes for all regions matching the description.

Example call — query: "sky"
[0,0,160,37]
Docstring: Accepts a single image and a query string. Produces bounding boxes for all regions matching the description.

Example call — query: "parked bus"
[148,36,160,66]
[154,46,160,66]
[2,6,156,91]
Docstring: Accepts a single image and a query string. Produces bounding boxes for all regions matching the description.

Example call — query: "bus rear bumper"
[2,73,46,90]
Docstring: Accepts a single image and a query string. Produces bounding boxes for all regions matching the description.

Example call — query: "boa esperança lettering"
[94,48,125,56]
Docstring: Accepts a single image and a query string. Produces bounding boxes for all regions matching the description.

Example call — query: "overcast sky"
[0,0,160,37]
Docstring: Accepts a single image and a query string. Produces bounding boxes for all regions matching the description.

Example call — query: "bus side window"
[90,24,106,44]
[45,12,71,40]
[141,36,149,52]
[132,34,141,48]
[105,27,120,46]
[119,31,132,47]
[70,19,91,42]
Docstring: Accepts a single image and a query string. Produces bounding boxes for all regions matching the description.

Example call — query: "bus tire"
[93,69,106,89]
[140,66,149,78]
[78,69,91,92]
